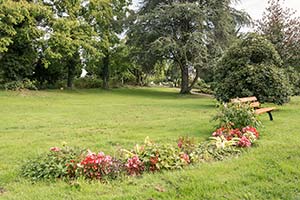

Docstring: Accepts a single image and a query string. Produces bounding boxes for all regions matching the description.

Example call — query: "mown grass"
[0,87,299,200]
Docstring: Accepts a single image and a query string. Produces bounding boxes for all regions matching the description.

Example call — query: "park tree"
[257,0,300,68]
[128,0,250,94]
[214,33,291,105]
[0,0,51,81]
[42,0,101,88]
[82,0,131,89]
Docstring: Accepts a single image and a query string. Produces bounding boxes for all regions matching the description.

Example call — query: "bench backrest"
[230,96,260,108]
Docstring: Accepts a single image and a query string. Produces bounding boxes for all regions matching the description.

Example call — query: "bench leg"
[267,111,273,121]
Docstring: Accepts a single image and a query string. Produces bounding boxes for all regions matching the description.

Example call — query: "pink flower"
[181,153,190,164]
[238,136,251,147]
[50,147,61,152]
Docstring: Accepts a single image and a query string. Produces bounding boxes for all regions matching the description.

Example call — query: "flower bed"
[21,126,260,182]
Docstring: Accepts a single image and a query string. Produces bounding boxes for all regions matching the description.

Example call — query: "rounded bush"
[214,34,291,105]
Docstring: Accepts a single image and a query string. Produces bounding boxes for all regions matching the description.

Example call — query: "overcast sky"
[235,0,300,20]
[131,0,300,20]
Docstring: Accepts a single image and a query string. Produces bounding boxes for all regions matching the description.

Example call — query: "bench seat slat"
[255,107,276,115]
[250,102,260,108]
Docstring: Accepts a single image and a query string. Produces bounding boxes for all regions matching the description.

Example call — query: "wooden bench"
[231,96,276,121]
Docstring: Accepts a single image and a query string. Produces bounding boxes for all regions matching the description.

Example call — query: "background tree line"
[0,0,299,103]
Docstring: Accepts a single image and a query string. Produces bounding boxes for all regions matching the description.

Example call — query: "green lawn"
[0,88,300,200]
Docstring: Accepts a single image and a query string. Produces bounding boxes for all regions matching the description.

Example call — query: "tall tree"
[85,0,131,89]
[257,0,300,68]
[128,0,250,94]
[42,0,100,88]
[0,0,51,81]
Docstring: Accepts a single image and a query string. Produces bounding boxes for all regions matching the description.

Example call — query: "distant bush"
[74,77,102,89]
[214,33,291,105]
[194,79,214,95]
[4,78,38,91]
[212,102,261,129]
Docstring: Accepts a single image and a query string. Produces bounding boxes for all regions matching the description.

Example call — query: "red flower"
[212,127,225,137]
[230,129,242,138]
[50,147,61,152]
[242,126,259,138]
[150,156,158,165]
[177,141,183,148]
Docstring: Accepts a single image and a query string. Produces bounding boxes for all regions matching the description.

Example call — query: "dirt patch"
[0,187,7,195]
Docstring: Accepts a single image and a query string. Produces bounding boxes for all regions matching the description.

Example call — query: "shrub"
[214,33,291,105]
[4,81,23,91]
[22,146,85,180]
[4,78,38,91]
[193,79,214,95]
[213,102,261,129]
[74,77,102,89]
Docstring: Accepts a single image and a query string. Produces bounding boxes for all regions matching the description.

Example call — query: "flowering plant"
[125,156,145,176]
[210,126,259,148]
[22,126,261,182]
[212,102,261,129]
[78,150,115,180]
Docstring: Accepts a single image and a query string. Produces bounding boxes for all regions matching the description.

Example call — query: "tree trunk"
[188,68,200,91]
[134,69,142,86]
[180,66,190,94]
[67,60,75,89]
[179,65,200,94]
[102,54,110,90]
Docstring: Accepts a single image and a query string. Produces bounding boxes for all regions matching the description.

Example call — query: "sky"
[235,0,300,20]
[131,0,300,20]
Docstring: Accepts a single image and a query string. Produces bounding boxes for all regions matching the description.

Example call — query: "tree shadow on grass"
[109,87,214,100]
[47,87,216,109]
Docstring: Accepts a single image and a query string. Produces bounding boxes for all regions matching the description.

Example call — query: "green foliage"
[213,102,261,129]
[285,66,300,96]
[0,0,51,81]
[0,0,131,88]
[122,137,191,172]
[194,79,214,95]
[215,33,291,105]
[4,78,37,91]
[198,142,242,162]
[74,77,103,89]
[22,146,85,181]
